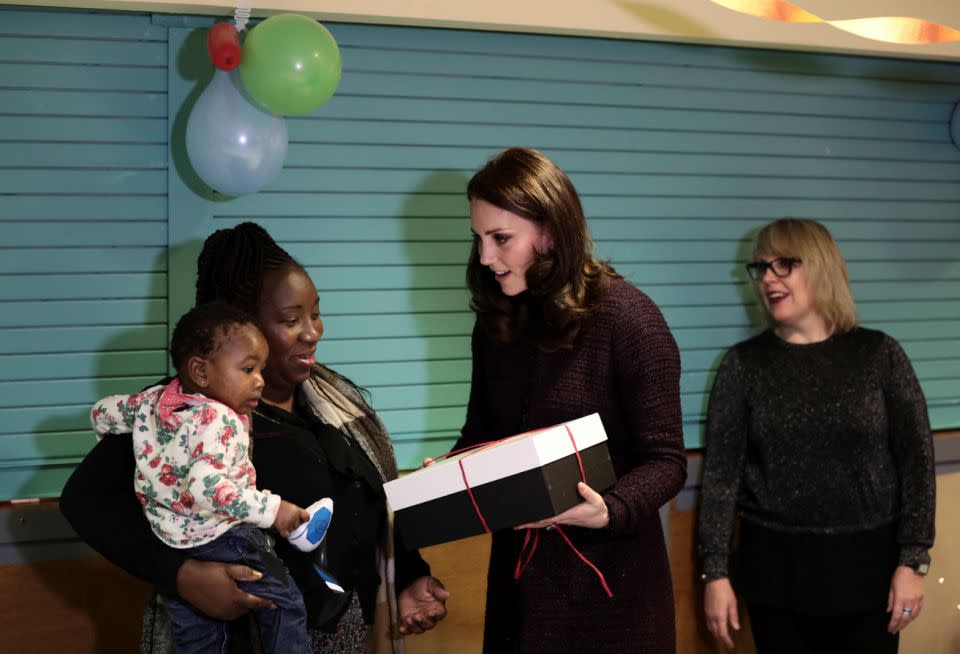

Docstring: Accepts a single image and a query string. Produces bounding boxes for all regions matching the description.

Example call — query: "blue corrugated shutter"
[0,9,169,499]
[0,8,958,499]
[169,23,959,467]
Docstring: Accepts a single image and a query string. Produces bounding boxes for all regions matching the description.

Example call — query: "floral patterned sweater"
[90,379,281,549]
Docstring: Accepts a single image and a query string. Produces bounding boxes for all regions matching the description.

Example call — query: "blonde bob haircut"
[753,218,858,334]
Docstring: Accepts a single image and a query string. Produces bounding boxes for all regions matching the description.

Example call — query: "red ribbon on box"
[431,424,614,598]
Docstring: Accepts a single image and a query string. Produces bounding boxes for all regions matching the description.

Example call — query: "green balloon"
[241,14,342,116]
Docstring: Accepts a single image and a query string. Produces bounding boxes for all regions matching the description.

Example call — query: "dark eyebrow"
[279,296,320,311]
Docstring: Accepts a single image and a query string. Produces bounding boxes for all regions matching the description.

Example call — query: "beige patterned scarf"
[301,365,405,654]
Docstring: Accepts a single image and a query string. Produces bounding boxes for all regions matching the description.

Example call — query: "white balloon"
[186,70,288,196]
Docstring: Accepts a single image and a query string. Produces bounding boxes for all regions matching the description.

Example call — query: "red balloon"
[207,22,243,71]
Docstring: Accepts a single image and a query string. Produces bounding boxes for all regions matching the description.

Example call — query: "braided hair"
[194,221,369,399]
[195,221,301,314]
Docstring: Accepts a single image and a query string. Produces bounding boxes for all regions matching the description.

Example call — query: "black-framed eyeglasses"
[745,257,801,281]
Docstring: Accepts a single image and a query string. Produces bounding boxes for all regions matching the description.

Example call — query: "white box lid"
[384,413,608,512]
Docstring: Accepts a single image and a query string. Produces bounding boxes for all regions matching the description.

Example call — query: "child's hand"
[273,500,309,538]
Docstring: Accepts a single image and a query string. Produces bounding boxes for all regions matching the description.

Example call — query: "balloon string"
[234,2,252,32]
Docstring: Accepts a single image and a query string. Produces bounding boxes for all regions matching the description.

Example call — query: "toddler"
[91,301,316,654]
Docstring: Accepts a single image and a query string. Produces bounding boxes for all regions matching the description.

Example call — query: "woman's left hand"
[397,575,450,635]
[516,482,609,530]
[887,565,925,634]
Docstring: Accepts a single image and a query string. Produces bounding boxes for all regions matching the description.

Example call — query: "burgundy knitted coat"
[454,277,687,654]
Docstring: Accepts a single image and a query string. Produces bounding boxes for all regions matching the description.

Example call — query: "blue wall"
[0,9,169,500]
[2,7,959,500]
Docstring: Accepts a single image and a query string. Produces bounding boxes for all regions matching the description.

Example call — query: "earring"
[199,379,208,387]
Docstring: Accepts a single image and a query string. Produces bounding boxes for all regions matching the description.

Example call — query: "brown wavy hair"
[753,218,858,334]
[466,148,620,350]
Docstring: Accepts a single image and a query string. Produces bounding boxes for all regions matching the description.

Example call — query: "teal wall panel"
[0,6,958,500]
[0,116,167,142]
[0,326,168,356]
[0,272,165,300]
[169,19,960,471]
[1,350,169,380]
[0,8,168,500]
[0,248,167,273]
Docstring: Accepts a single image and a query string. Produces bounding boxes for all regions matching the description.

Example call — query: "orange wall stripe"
[710,0,960,44]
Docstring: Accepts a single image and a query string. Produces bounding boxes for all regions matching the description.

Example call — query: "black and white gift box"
[385,413,617,551]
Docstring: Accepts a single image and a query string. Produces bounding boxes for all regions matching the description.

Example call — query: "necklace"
[252,407,288,427]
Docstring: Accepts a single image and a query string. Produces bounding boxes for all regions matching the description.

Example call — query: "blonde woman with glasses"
[697,218,935,653]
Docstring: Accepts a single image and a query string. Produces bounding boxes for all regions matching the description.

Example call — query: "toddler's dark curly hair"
[169,300,259,372]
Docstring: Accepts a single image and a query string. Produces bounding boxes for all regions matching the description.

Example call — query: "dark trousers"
[163,524,311,654]
[749,603,899,654]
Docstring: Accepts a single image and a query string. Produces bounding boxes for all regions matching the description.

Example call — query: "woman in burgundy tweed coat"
[453,147,687,653]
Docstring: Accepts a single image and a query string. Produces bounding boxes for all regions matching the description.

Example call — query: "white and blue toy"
[287,497,334,553]
[312,565,345,594]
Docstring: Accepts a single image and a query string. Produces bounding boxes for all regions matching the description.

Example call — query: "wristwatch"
[907,561,930,576]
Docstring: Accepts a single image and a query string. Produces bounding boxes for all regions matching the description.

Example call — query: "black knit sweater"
[698,328,935,581]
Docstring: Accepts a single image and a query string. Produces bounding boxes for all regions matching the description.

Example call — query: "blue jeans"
[163,524,311,654]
